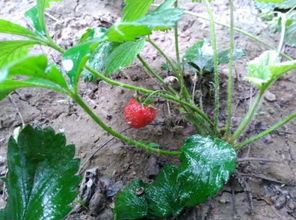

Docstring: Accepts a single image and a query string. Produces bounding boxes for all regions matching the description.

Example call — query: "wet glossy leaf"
[145,165,184,217]
[122,0,153,22]
[108,0,183,42]
[0,40,37,68]
[114,135,237,219]
[114,179,148,219]
[184,40,245,72]
[0,125,81,220]
[0,19,39,40]
[178,135,237,206]
[105,39,145,75]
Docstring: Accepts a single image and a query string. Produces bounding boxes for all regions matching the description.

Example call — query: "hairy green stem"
[72,93,181,156]
[174,0,181,64]
[230,92,264,143]
[203,0,220,131]
[225,0,235,138]
[278,13,286,54]
[137,55,178,95]
[235,112,296,149]
[146,38,192,102]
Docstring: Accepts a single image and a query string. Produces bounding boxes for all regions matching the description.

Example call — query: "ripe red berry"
[124,98,157,128]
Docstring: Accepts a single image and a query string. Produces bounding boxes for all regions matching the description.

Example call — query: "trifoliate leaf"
[0,125,81,220]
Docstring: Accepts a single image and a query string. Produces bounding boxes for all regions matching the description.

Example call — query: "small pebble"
[275,195,287,209]
[264,91,277,102]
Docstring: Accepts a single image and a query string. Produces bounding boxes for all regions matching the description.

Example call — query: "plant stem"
[174,0,181,64]
[235,111,296,149]
[137,55,178,95]
[184,10,293,61]
[278,13,286,54]
[225,0,235,138]
[72,93,181,156]
[137,55,165,83]
[146,38,192,102]
[230,91,264,143]
[203,0,220,131]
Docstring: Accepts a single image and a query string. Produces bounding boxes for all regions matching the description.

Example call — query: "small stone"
[287,200,296,210]
[275,195,287,209]
[264,91,277,102]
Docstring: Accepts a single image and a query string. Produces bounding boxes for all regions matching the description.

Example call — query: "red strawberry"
[124,98,157,128]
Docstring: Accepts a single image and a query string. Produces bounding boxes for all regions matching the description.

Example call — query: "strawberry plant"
[0,0,296,219]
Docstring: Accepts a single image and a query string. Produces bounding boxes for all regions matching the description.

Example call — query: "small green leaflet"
[245,50,296,91]
[114,135,237,219]
[122,0,154,22]
[0,40,37,68]
[62,42,98,87]
[108,0,183,42]
[0,19,39,40]
[184,39,245,72]
[104,39,145,75]
[285,11,296,47]
[25,0,63,37]
[0,55,69,100]
[0,125,81,220]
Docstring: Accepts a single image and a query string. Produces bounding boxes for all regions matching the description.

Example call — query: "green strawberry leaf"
[0,125,81,219]
[104,39,145,75]
[184,39,245,72]
[245,50,296,90]
[0,40,37,68]
[114,135,237,219]
[62,42,97,87]
[0,19,40,40]
[114,179,148,220]
[285,11,296,47]
[108,0,183,42]
[178,135,237,206]
[122,0,154,22]
[79,28,120,81]
[25,0,63,37]
[145,165,184,218]
[0,55,69,100]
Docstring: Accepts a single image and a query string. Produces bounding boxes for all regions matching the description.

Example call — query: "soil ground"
[0,0,296,219]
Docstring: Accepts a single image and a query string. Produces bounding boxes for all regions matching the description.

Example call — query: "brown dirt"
[0,0,296,219]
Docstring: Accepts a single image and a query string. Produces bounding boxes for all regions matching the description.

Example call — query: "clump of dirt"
[0,0,296,219]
